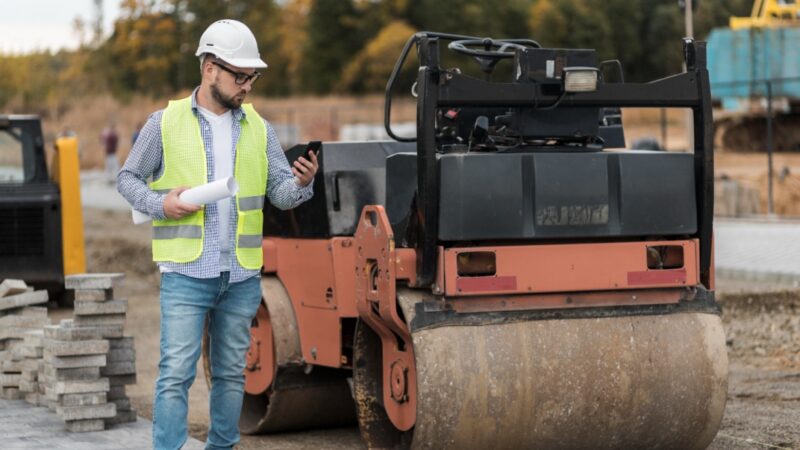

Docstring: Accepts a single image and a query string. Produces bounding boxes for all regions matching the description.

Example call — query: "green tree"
[301,0,370,94]
[337,20,418,93]
[407,0,531,38]
[276,0,312,95]
[101,0,180,97]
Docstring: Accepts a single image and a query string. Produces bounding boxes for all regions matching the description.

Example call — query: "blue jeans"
[153,272,261,450]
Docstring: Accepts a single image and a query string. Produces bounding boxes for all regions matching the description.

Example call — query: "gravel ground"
[75,209,799,449]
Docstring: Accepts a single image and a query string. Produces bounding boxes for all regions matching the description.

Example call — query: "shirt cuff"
[297,182,314,202]
[148,192,168,220]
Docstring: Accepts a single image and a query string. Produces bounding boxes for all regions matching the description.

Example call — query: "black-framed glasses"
[211,61,261,85]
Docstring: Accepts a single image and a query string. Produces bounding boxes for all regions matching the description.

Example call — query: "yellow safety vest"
[150,96,268,270]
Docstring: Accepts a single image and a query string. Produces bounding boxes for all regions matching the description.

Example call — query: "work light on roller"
[563,66,599,92]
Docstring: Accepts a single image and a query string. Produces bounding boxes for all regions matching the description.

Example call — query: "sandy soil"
[72,208,799,449]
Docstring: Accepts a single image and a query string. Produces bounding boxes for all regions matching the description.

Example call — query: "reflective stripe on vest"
[150,96,268,269]
[153,225,203,240]
[238,234,263,248]
[238,195,265,211]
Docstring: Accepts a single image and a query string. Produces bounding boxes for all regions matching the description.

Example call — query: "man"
[117,19,318,450]
[101,121,119,183]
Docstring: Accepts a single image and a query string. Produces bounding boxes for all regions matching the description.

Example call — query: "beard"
[210,79,246,110]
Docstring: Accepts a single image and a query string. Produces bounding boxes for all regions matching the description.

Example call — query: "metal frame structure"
[384,32,715,290]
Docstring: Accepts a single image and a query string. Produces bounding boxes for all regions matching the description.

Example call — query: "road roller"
[205,32,728,449]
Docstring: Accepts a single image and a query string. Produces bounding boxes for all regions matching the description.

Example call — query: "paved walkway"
[715,217,800,284]
[0,399,204,450]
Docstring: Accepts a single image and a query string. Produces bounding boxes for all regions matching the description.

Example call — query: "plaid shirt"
[117,88,313,283]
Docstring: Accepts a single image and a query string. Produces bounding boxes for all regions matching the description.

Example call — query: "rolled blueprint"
[131,176,239,224]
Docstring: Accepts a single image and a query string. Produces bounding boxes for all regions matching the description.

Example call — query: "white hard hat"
[195,19,268,69]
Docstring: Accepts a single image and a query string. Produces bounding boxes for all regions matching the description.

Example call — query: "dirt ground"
[69,208,799,449]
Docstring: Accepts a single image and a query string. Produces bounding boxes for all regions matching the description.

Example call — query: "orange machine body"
[249,225,705,392]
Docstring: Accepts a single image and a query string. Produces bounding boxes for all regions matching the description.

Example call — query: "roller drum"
[409,312,727,449]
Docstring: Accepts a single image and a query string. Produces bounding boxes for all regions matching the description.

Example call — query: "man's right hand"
[163,186,202,219]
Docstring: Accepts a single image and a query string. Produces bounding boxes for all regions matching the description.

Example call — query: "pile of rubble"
[0,274,138,433]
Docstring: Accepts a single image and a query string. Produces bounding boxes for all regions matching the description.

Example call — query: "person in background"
[100,121,119,183]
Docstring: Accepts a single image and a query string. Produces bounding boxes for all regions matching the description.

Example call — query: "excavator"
[0,115,85,303]
[204,32,728,449]
[709,0,800,152]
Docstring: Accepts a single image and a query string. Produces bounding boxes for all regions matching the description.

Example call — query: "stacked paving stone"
[66,273,137,427]
[0,279,50,400]
[42,320,115,432]
[104,336,137,424]
[17,329,46,405]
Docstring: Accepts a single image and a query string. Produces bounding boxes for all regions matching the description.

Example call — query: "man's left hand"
[293,150,319,187]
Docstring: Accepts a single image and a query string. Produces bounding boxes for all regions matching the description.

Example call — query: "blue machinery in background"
[706,2,800,214]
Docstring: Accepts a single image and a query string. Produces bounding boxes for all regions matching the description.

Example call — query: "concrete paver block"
[0,327,44,340]
[73,314,126,327]
[46,354,106,369]
[2,359,25,372]
[17,306,47,318]
[0,374,22,387]
[105,409,137,425]
[22,335,44,349]
[58,402,116,421]
[74,300,128,316]
[0,315,49,328]
[47,378,109,397]
[43,365,100,380]
[94,325,125,339]
[44,339,109,357]
[108,374,136,386]
[42,366,101,381]
[2,387,21,400]
[74,289,113,302]
[9,346,25,360]
[101,362,135,376]
[0,279,27,298]
[107,349,135,363]
[60,391,107,407]
[65,273,124,290]
[23,392,40,406]
[23,328,44,342]
[0,291,48,311]
[18,379,36,392]
[44,324,103,341]
[20,370,37,382]
[108,337,134,349]
[0,346,20,360]
[14,345,42,359]
[109,397,130,411]
[65,418,106,433]
[107,385,126,400]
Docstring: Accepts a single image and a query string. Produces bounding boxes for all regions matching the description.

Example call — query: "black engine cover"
[435,151,696,240]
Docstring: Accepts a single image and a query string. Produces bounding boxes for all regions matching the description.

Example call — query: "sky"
[0,0,121,54]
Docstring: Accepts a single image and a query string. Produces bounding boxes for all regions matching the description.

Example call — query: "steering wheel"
[448,38,537,58]
[448,38,540,76]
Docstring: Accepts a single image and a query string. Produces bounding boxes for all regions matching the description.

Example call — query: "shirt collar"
[191,86,246,122]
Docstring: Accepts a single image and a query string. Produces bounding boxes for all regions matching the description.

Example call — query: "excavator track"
[354,288,728,450]
[716,112,800,152]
